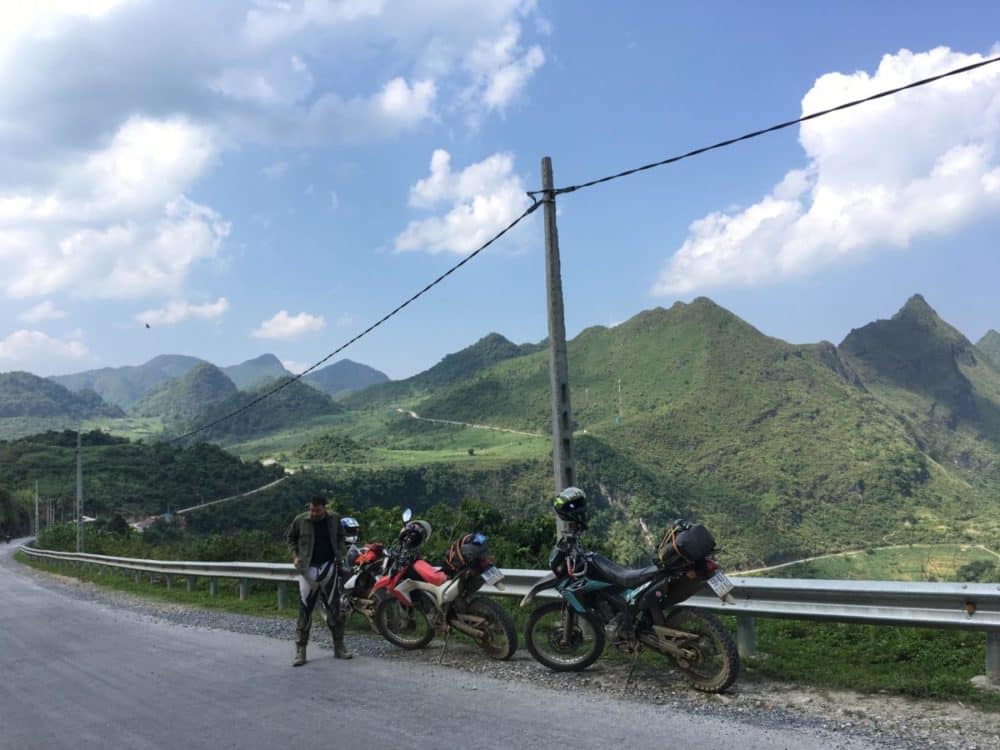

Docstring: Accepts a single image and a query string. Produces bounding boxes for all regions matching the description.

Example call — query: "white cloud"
[330,191,340,209]
[262,161,288,178]
[0,2,548,304]
[252,310,326,339]
[395,149,533,254]
[653,46,1000,295]
[19,300,66,323]
[0,329,91,374]
[135,297,230,326]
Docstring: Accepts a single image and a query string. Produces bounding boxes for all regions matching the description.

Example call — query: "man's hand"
[292,556,300,569]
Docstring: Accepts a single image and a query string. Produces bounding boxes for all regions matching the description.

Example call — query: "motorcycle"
[340,541,387,630]
[372,510,518,660]
[521,518,740,693]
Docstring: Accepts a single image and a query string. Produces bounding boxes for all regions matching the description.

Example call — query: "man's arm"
[286,517,300,568]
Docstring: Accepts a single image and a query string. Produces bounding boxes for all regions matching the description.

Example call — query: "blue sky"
[1,1,999,379]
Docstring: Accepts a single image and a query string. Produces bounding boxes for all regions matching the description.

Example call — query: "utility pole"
[541,156,576,538]
[34,480,39,537]
[76,430,83,553]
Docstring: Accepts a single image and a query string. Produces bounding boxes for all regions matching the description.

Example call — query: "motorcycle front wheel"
[374,593,435,650]
[463,596,517,660]
[661,608,740,693]
[524,601,605,672]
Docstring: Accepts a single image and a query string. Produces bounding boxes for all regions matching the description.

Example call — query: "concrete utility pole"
[76,430,83,553]
[541,156,576,538]
[34,480,39,537]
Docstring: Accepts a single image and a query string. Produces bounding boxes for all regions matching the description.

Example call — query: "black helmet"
[401,519,432,547]
[553,486,588,529]
[340,516,360,545]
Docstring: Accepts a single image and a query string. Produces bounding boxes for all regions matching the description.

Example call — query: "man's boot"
[293,643,307,667]
[331,624,352,659]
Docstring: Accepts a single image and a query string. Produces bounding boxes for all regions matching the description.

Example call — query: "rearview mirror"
[402,508,412,523]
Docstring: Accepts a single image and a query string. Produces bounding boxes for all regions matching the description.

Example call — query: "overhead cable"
[170,199,542,443]
[528,54,1000,199]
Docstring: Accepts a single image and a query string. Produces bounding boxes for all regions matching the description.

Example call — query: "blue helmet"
[340,516,360,544]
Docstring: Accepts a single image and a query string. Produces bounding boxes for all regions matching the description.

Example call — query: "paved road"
[0,542,894,750]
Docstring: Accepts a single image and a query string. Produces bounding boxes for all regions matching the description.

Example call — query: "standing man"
[286,495,353,666]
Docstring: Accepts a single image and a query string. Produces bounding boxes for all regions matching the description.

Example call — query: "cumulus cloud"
[252,310,325,339]
[135,297,230,326]
[19,300,66,323]
[0,329,91,374]
[0,2,548,304]
[394,149,533,254]
[464,22,545,114]
[653,46,1000,295]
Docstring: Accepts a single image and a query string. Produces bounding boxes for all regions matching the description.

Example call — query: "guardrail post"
[277,582,287,610]
[736,615,757,658]
[134,571,140,584]
[988,631,1000,684]
[209,578,218,597]
[186,575,196,592]
[239,579,248,601]
[165,575,172,591]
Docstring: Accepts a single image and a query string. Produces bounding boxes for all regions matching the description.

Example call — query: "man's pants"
[296,563,343,647]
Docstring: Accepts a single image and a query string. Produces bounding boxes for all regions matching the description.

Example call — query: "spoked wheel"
[524,601,605,672]
[463,597,518,660]
[374,593,435,650]
[662,608,740,693]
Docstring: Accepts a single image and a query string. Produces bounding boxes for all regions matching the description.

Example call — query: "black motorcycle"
[520,519,740,693]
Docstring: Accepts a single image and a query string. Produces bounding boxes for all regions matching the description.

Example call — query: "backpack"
[656,520,716,568]
[441,533,487,575]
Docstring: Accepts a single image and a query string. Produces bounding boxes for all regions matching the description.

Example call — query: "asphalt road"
[0,542,896,750]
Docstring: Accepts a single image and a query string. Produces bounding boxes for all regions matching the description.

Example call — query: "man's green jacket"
[286,511,344,573]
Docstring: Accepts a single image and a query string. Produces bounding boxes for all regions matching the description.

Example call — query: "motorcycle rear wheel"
[524,601,605,672]
[374,593,435,650]
[661,608,739,693]
[463,596,517,660]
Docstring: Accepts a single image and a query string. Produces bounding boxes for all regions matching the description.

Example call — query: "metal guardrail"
[18,547,1000,682]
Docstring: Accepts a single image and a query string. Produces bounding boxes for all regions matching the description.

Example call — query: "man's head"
[308,495,328,520]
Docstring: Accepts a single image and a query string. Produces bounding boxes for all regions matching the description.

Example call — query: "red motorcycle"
[372,511,517,660]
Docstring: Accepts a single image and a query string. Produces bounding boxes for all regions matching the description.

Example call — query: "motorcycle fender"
[343,573,359,591]
[373,575,412,607]
[519,573,560,607]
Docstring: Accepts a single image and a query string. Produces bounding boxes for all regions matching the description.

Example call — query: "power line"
[528,54,1000,199]
[170,199,542,443]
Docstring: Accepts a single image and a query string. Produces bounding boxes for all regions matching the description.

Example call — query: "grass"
[16,552,1000,708]
[758,543,1000,581]
[746,617,1000,709]
[83,416,165,441]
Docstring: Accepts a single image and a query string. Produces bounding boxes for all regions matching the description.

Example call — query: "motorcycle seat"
[586,553,660,589]
[413,559,449,585]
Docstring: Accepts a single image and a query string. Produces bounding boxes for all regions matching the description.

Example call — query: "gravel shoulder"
[7,548,999,750]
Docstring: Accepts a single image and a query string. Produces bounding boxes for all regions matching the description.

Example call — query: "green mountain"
[978,329,1000,369]
[51,354,205,409]
[222,354,290,390]
[131,363,239,422]
[0,430,283,519]
[0,371,124,419]
[178,376,343,443]
[304,359,390,398]
[371,297,999,565]
[840,295,1000,459]
[344,333,543,407]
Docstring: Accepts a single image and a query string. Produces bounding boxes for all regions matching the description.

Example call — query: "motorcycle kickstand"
[622,645,641,695]
[438,626,451,665]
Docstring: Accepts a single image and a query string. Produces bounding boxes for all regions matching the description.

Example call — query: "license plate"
[707,571,735,598]
[481,566,504,585]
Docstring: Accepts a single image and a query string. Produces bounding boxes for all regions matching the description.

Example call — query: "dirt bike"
[340,541,387,630]
[372,512,518,661]
[521,519,740,693]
